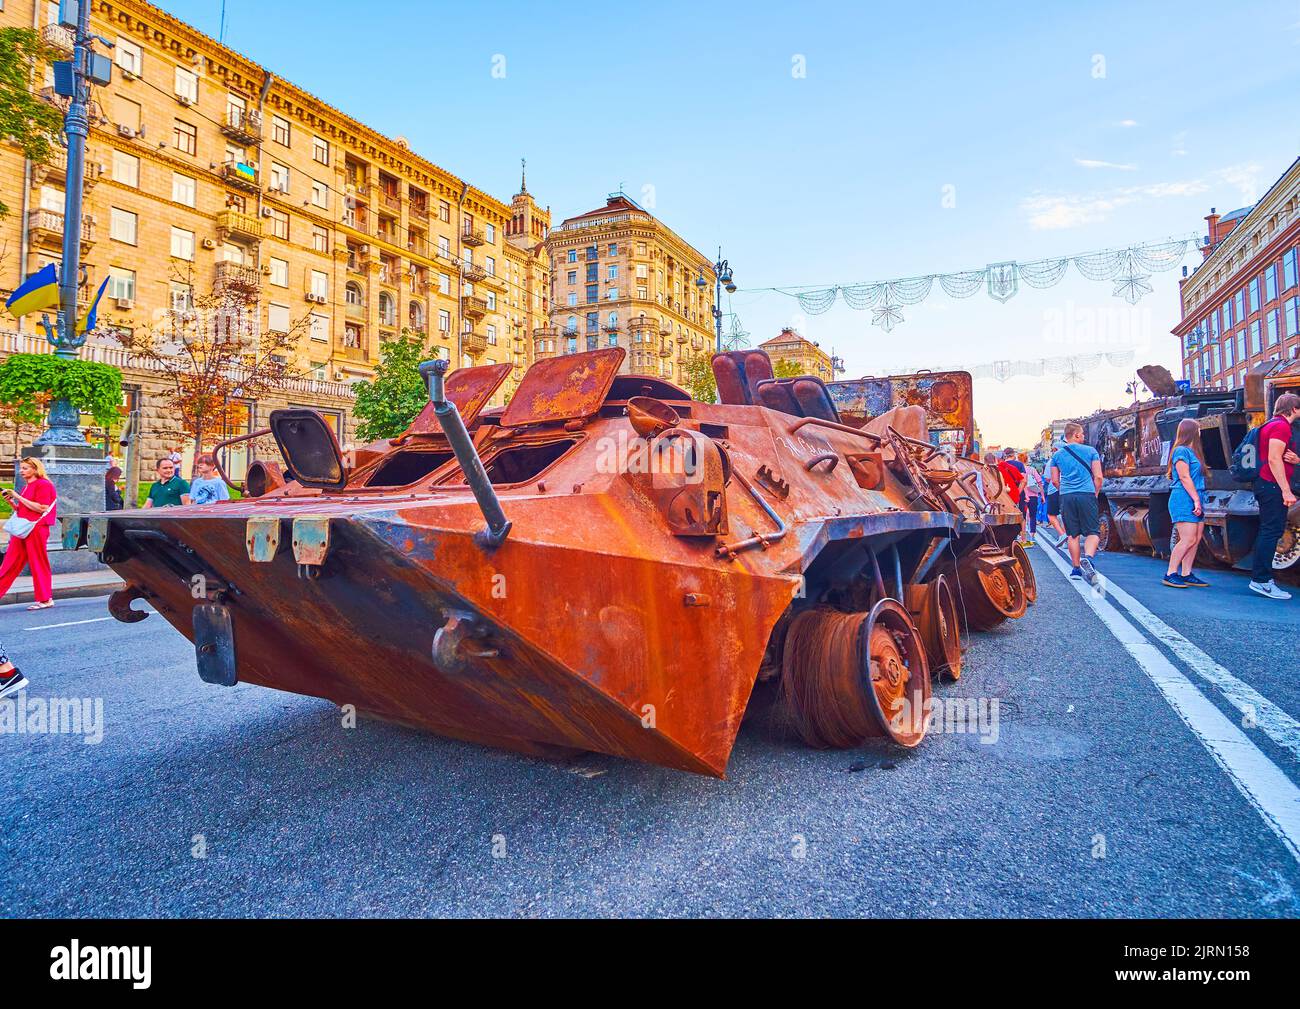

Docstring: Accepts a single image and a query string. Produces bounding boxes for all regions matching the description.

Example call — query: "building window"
[174,67,198,103]
[110,207,138,245]
[438,309,451,332]
[585,312,599,334]
[311,226,329,253]
[1222,299,1232,329]
[485,223,495,244]
[310,270,328,299]
[1235,288,1245,323]
[437,235,450,258]
[268,208,289,240]
[107,267,136,300]
[1268,308,1280,346]
[606,287,619,300]
[635,263,648,279]
[585,284,598,303]
[269,162,290,193]
[270,258,288,287]
[567,271,577,285]
[309,313,329,341]
[1237,331,1246,362]
[586,246,598,260]
[486,292,497,311]
[637,286,648,300]
[171,172,196,206]
[567,292,577,307]
[1266,264,1278,303]
[636,242,646,256]
[608,264,619,280]
[609,243,618,256]
[485,256,496,277]
[112,150,138,187]
[1223,337,1234,369]
[116,37,142,75]
[438,200,450,222]
[170,226,194,260]
[345,281,362,306]
[312,136,330,165]
[115,95,142,132]
[1249,277,1260,314]
[1284,249,1298,292]
[311,180,329,208]
[377,292,396,327]
[173,119,197,155]
[170,281,194,315]
[439,273,451,295]
[567,249,576,263]
[267,303,290,334]
[1250,320,1261,356]
[272,115,291,146]
[487,324,497,345]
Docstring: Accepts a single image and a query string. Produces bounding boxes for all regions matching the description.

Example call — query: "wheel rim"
[1010,541,1037,605]
[861,599,931,747]
[1274,521,1300,570]
[905,576,963,681]
[1097,510,1112,551]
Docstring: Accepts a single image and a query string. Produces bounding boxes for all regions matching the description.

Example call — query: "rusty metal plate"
[402,362,513,438]
[500,347,625,428]
[829,371,974,456]
[246,516,281,563]
[193,603,237,686]
[291,516,331,566]
[86,516,109,553]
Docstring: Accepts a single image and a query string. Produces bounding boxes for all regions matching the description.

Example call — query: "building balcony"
[27,208,94,248]
[41,24,74,54]
[346,254,368,275]
[216,208,263,242]
[603,323,623,335]
[629,359,659,377]
[33,149,99,188]
[335,343,368,363]
[345,302,366,321]
[463,331,488,355]
[410,203,429,222]
[463,296,488,319]
[462,263,487,284]
[214,261,260,298]
[461,226,485,247]
[220,161,260,193]
[380,190,401,212]
[220,109,263,146]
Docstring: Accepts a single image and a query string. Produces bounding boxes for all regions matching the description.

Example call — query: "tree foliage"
[0,353,122,426]
[351,329,431,442]
[679,353,717,403]
[112,265,304,455]
[773,358,804,379]
[0,28,63,218]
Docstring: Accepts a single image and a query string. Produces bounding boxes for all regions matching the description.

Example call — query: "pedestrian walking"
[105,465,124,510]
[1163,419,1209,588]
[142,457,190,508]
[1043,454,1065,539]
[998,447,1025,508]
[188,454,230,505]
[0,639,27,700]
[0,457,59,610]
[1249,392,1300,600]
[1051,422,1104,584]
[1019,452,1043,544]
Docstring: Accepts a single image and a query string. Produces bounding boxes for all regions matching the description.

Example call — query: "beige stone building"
[541,194,716,383]
[758,327,836,379]
[0,0,549,480]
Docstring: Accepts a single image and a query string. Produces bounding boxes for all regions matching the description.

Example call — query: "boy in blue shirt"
[1050,421,1104,584]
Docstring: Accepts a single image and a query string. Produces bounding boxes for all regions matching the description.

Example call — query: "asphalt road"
[3,539,1299,918]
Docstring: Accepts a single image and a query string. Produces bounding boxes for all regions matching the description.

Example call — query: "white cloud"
[1117,119,1139,127]
[1022,177,1210,230]
[1211,163,1263,203]
[1075,158,1137,171]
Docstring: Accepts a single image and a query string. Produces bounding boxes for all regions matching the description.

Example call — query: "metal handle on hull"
[419,358,511,548]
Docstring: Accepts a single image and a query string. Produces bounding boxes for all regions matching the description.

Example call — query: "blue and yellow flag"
[77,276,110,334]
[4,263,60,320]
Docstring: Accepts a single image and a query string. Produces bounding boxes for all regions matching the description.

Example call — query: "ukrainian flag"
[5,263,60,320]
[77,276,110,334]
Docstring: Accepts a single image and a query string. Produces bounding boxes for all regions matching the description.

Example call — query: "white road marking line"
[24,616,114,631]
[1036,535,1300,866]
[1099,573,1300,765]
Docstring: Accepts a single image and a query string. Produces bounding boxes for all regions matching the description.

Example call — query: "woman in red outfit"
[0,457,58,610]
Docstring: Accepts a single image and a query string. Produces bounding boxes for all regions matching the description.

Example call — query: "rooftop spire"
[520,157,527,194]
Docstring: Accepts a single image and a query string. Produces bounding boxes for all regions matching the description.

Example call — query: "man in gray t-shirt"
[1049,421,1103,583]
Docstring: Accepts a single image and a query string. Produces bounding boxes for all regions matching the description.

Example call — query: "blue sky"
[164,0,1300,445]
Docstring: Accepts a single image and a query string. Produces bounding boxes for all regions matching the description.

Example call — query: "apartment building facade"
[0,0,549,475]
[1172,156,1300,389]
[541,195,716,384]
[758,327,835,379]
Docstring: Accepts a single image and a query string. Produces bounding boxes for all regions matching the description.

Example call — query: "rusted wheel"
[957,550,1028,631]
[1274,519,1300,571]
[780,601,931,749]
[904,575,963,682]
[1009,540,1037,606]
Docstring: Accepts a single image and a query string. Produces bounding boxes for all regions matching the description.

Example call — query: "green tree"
[773,358,803,378]
[351,330,430,441]
[679,353,717,403]
[0,28,63,219]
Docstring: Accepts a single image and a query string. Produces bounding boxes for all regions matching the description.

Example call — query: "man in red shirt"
[1250,392,1300,599]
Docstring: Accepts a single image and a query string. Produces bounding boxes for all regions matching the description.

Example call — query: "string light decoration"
[768,236,1198,331]
[891,349,1136,384]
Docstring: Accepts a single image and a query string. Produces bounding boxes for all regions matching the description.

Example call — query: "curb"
[6,579,125,606]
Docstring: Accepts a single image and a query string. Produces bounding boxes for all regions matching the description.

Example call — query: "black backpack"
[1229,426,1261,483]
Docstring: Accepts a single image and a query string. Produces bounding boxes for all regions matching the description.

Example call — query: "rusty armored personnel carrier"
[63,348,1031,777]
[1058,363,1300,574]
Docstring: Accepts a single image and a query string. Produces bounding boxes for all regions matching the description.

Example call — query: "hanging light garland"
[889,349,1137,385]
[766,236,1197,331]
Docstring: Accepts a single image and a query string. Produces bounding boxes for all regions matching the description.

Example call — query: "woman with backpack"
[1163,419,1210,588]
[1018,452,1043,544]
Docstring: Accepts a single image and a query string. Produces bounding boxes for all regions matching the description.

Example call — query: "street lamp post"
[697,248,736,354]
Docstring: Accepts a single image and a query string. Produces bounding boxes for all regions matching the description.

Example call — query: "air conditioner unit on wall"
[115,124,135,138]
[260,207,273,217]
[114,298,133,310]
[202,238,216,250]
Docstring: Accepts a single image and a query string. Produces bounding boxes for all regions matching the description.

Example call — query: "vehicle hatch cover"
[500,347,625,427]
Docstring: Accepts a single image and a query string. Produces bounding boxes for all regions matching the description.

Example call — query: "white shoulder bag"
[3,497,55,540]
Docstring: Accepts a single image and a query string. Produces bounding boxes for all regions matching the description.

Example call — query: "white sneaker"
[1249,580,1292,600]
